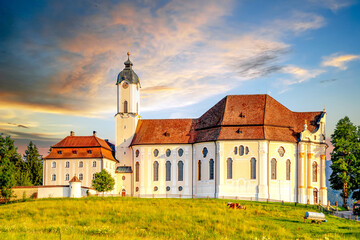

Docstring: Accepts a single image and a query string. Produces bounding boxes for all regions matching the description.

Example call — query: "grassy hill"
[0,197,359,239]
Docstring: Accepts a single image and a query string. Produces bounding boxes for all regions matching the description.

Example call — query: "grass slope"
[0,197,359,239]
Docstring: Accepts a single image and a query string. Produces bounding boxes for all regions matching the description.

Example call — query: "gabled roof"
[52,136,112,151]
[44,136,117,161]
[131,94,323,145]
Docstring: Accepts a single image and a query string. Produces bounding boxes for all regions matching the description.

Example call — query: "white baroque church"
[44,53,327,204]
[114,53,327,204]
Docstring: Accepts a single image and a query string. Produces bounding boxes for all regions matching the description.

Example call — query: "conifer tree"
[24,141,43,185]
[329,117,360,208]
[0,134,17,202]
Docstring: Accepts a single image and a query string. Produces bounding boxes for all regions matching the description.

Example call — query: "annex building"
[43,53,327,204]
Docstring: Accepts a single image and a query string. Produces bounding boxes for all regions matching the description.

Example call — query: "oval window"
[178,148,184,157]
[154,149,159,157]
[154,186,158,191]
[166,186,171,191]
[166,149,171,157]
[202,147,208,158]
[178,186,183,191]
[135,149,140,157]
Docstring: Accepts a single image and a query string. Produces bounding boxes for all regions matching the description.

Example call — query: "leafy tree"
[329,117,360,208]
[24,141,43,185]
[92,169,115,195]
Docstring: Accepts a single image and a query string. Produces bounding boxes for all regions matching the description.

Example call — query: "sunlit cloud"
[322,53,360,70]
[281,65,325,86]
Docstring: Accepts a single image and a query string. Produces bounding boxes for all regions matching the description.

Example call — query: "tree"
[92,169,115,195]
[24,141,43,185]
[329,116,360,208]
[0,134,18,203]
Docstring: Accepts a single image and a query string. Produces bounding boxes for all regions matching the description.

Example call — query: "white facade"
[114,54,327,204]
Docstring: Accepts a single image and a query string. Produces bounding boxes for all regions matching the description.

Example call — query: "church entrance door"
[313,188,318,204]
[121,189,126,197]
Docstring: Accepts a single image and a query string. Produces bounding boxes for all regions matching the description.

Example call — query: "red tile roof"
[131,94,323,145]
[69,176,81,182]
[44,136,116,161]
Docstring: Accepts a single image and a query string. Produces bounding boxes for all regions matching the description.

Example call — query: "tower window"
[124,101,128,113]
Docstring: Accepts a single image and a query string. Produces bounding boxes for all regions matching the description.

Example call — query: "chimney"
[93,131,97,137]
[70,131,75,136]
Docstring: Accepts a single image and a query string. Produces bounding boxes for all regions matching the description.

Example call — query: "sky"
[0,0,359,157]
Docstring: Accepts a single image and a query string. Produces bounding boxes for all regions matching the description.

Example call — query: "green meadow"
[0,197,359,239]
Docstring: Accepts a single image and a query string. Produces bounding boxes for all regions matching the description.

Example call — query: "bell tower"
[115,52,140,166]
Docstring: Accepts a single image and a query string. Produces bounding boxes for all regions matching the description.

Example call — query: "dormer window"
[57,150,62,154]
[87,150,92,154]
[72,150,77,154]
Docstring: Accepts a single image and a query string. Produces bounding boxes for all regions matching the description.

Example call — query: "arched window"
[166,161,171,181]
[286,159,291,180]
[153,161,159,181]
[227,158,233,179]
[178,148,184,157]
[79,161,83,168]
[65,161,69,168]
[198,160,202,180]
[245,146,249,155]
[135,162,140,182]
[124,100,128,113]
[271,158,277,180]
[202,147,208,158]
[52,161,56,168]
[178,161,184,181]
[79,173,83,181]
[65,174,69,181]
[239,146,244,156]
[250,158,256,179]
[135,149,140,158]
[313,162,318,182]
[234,147,238,155]
[209,159,214,180]
[93,161,96,167]
[51,174,56,181]
[166,149,171,157]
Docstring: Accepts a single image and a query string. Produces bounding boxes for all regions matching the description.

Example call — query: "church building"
[44,53,327,204]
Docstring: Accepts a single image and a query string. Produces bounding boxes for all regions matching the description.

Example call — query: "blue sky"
[0,0,359,155]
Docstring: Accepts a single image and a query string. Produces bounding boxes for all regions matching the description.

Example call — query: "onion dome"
[116,52,140,85]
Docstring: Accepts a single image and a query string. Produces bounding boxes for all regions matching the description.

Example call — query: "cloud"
[281,65,325,85]
[322,53,360,70]
[320,78,338,83]
[308,0,355,12]
[6,122,29,129]
[0,0,330,117]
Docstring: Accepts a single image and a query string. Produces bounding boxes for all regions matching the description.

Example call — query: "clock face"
[122,81,129,89]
